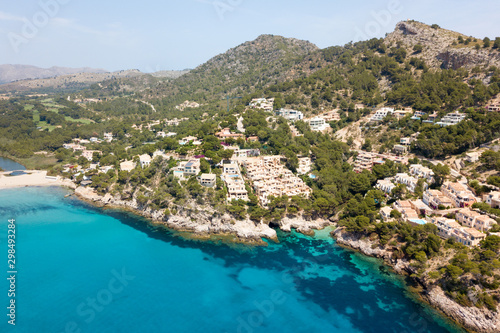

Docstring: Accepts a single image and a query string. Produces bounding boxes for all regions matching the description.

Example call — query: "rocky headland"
[333,227,500,333]
[74,186,330,245]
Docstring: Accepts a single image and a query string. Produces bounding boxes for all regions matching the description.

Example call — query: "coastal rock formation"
[75,186,277,244]
[74,186,331,245]
[333,227,500,333]
[333,227,392,259]
[279,215,331,235]
[424,287,500,333]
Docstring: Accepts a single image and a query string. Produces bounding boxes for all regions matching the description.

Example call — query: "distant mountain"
[0,69,190,95]
[0,64,108,84]
[127,34,320,103]
[0,69,146,94]
[1,35,319,99]
[150,69,191,79]
[3,23,499,104]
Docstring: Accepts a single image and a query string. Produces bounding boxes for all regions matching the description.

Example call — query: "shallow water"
[0,187,466,333]
[0,157,26,171]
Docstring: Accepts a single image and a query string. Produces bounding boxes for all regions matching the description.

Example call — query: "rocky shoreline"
[73,186,331,245]
[333,227,500,333]
[69,184,498,332]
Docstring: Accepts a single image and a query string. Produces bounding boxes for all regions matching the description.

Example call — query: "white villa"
[308,117,330,131]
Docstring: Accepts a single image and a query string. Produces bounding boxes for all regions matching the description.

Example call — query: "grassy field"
[37,121,57,132]
[33,110,40,122]
[64,117,92,124]
[24,104,34,111]
[31,99,92,127]
[19,155,59,170]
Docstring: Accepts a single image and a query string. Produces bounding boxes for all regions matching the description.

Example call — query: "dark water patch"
[8,170,28,176]
[64,191,467,333]
[0,156,26,171]
[0,203,59,217]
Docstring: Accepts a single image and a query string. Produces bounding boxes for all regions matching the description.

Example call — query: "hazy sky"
[1,0,499,72]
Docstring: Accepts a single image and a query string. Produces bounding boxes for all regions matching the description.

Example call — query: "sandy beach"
[0,170,76,190]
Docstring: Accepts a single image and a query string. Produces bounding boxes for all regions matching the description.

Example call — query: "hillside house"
[297,157,312,175]
[409,164,434,183]
[380,206,393,222]
[276,108,304,121]
[249,98,274,112]
[441,182,477,208]
[410,199,433,216]
[483,191,500,208]
[139,154,152,168]
[436,111,466,127]
[198,174,216,188]
[423,189,454,209]
[456,208,496,232]
[215,128,244,140]
[394,173,419,193]
[376,179,396,194]
[370,107,394,122]
[431,217,486,247]
[242,156,311,206]
[308,117,329,131]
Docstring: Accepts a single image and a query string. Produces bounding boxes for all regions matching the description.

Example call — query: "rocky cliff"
[74,186,331,245]
[385,20,500,70]
[333,227,500,333]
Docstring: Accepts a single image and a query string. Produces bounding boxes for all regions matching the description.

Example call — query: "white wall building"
[409,164,435,183]
[198,174,216,188]
[394,173,419,193]
[297,157,312,175]
[276,108,304,121]
[139,154,152,168]
[308,117,329,131]
[370,107,395,122]
[376,179,396,194]
[249,98,274,112]
[436,111,466,127]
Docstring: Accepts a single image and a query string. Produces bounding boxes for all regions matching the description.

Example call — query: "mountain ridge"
[0,64,108,84]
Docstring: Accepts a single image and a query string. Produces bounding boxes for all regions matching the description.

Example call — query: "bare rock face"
[333,227,500,333]
[333,228,391,259]
[425,287,500,333]
[437,49,498,70]
[279,215,331,235]
[75,186,278,243]
[385,20,500,70]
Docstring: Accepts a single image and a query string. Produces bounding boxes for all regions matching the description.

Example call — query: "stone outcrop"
[74,186,331,245]
[424,287,500,333]
[385,20,500,70]
[279,215,330,235]
[75,187,277,244]
[333,227,392,259]
[437,49,498,70]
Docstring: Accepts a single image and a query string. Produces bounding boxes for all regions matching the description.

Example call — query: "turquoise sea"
[0,187,466,333]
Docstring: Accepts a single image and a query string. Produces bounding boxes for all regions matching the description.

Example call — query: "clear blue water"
[0,157,26,171]
[0,187,466,333]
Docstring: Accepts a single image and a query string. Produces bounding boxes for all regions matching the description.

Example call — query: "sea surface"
[0,157,26,171]
[0,187,466,333]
